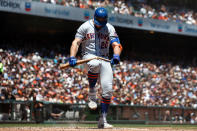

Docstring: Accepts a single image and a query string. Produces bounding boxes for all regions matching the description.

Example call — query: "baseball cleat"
[88,98,97,110]
[104,123,113,128]
[98,117,113,129]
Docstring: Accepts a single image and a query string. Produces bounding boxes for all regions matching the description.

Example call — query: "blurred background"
[0,0,197,125]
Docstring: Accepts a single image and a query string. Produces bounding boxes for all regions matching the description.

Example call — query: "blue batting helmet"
[94,7,108,27]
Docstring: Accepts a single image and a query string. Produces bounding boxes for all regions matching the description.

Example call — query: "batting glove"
[111,54,120,65]
[69,56,77,67]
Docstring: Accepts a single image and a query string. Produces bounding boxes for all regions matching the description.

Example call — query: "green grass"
[0,124,197,129]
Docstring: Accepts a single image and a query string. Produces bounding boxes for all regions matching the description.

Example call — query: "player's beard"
[95,24,102,30]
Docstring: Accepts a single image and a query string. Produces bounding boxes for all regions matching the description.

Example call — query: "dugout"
[1,100,197,124]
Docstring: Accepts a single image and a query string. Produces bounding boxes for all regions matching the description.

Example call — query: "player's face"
[94,17,107,29]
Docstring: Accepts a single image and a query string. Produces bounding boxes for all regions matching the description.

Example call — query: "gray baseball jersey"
[75,19,119,99]
[75,19,118,57]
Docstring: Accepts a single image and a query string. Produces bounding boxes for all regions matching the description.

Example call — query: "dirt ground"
[0,127,196,131]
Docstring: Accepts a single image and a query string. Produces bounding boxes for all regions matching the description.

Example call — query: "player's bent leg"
[88,71,99,110]
[88,92,97,110]
[86,57,100,110]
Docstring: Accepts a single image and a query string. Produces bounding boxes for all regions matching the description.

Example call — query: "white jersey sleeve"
[108,24,119,42]
[75,23,86,39]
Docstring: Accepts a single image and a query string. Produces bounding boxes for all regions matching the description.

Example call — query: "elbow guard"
[110,38,120,44]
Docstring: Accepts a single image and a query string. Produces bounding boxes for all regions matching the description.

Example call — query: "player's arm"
[110,38,123,64]
[112,41,122,55]
[68,22,85,67]
[109,24,122,64]
[70,37,82,57]
[69,37,82,67]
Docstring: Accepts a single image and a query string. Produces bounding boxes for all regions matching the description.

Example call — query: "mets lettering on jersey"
[85,33,109,41]
[75,19,118,57]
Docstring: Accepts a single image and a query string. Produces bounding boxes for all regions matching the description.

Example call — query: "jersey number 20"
[101,41,108,49]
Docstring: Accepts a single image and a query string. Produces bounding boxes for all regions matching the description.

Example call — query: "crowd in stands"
[1,40,197,122]
[1,41,197,108]
[34,0,197,25]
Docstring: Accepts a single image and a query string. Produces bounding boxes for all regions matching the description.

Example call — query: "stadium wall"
[1,0,197,37]
[0,100,197,124]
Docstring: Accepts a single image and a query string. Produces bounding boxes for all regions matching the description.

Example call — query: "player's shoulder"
[80,19,94,28]
[106,22,113,27]
[106,23,115,29]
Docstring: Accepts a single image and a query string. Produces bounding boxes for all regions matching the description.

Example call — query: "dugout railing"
[0,100,197,124]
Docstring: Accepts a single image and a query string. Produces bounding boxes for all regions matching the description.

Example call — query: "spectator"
[50,107,64,120]
[185,112,191,123]
[33,92,44,123]
[0,88,7,101]
[0,60,3,75]
[163,110,171,121]
[34,0,197,25]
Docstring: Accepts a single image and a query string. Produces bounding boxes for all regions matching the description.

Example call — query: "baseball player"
[68,7,122,128]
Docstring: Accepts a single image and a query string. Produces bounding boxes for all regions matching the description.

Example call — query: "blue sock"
[88,71,98,92]
[101,97,111,115]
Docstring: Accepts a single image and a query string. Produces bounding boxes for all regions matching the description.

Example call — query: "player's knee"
[88,59,100,67]
[102,91,112,99]
[102,84,113,99]
[87,59,100,73]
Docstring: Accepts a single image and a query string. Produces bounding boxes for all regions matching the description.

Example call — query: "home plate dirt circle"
[0,127,197,131]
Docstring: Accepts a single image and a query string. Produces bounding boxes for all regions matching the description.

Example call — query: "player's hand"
[69,56,77,67]
[111,54,120,65]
